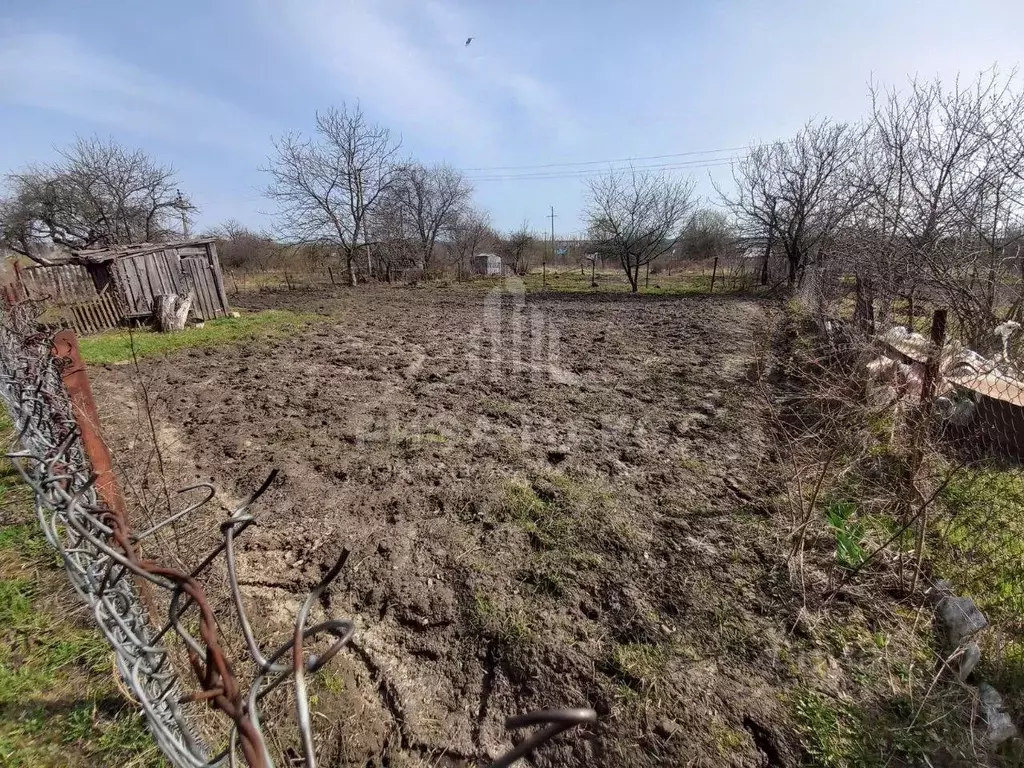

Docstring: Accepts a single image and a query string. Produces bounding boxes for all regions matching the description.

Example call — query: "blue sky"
[3,0,1024,235]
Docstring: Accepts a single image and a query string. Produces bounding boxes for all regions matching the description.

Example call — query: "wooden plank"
[199,264,218,319]
[105,294,121,327]
[206,242,230,316]
[85,300,100,334]
[71,305,86,335]
[132,257,150,313]
[199,264,216,319]
[141,254,158,300]
[113,261,132,313]
[183,259,205,319]
[78,301,93,334]
[165,250,183,294]
[185,260,210,320]
[96,296,113,330]
[201,262,218,319]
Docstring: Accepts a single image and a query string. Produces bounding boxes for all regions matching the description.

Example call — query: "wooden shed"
[15,239,230,333]
[70,239,230,321]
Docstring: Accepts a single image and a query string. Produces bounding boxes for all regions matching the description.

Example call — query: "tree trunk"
[626,263,639,293]
[761,228,776,286]
[347,253,357,287]
[787,254,798,287]
[853,275,875,335]
[153,294,192,333]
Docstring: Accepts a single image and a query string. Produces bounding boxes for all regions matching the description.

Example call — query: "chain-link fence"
[0,301,596,767]
[773,257,1024,756]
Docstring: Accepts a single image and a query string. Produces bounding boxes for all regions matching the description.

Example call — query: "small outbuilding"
[470,252,503,276]
[13,239,230,333]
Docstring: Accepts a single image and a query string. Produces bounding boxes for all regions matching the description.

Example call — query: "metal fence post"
[51,329,131,528]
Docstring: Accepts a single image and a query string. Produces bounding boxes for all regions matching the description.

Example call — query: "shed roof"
[67,239,216,264]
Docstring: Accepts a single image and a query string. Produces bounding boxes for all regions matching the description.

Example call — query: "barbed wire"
[0,301,596,767]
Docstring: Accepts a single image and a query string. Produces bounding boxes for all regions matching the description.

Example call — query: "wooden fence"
[58,294,125,336]
[19,264,96,301]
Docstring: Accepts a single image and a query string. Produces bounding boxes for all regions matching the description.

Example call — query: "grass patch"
[516,268,751,296]
[935,464,1024,622]
[78,310,325,364]
[0,447,164,766]
[608,642,668,690]
[792,689,870,768]
[470,591,533,667]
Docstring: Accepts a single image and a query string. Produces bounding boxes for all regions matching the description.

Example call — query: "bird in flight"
[465,37,473,46]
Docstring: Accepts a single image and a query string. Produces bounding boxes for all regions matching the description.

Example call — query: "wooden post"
[906,309,947,594]
[710,256,719,294]
[591,259,596,287]
[12,262,26,300]
[645,263,650,289]
[543,261,547,290]
[328,266,336,285]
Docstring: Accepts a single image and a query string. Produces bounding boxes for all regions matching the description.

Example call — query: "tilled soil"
[93,284,804,767]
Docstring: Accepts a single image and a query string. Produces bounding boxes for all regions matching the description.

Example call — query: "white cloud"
[0,32,270,154]
[262,0,582,156]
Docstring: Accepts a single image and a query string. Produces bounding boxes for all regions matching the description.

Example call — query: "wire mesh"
[0,301,596,767]
[777,257,1024,733]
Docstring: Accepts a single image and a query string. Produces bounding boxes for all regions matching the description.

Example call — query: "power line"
[466,156,742,182]
[458,145,745,172]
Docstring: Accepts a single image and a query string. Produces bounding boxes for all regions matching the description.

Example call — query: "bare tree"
[585,169,696,292]
[395,163,473,271]
[724,120,861,287]
[263,104,403,286]
[208,220,281,272]
[448,209,496,280]
[369,193,419,281]
[678,208,732,261]
[499,223,535,276]
[0,136,194,264]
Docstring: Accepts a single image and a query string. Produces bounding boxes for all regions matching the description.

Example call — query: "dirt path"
[92,286,802,766]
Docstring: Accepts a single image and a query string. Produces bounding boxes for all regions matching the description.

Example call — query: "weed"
[791,688,866,768]
[78,310,325,364]
[470,591,533,664]
[608,643,668,691]
[825,501,866,569]
[935,464,1024,621]
[0,458,164,766]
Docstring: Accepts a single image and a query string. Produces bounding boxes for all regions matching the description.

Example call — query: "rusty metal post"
[51,330,130,527]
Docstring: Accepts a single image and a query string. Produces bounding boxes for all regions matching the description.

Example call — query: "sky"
[3,0,1024,236]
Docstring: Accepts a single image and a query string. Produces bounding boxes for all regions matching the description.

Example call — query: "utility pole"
[547,206,557,290]
[176,189,189,239]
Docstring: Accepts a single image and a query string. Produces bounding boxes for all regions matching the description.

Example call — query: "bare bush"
[448,209,497,280]
[209,220,281,272]
[585,168,696,292]
[499,223,535,276]
[1,136,194,263]
[263,104,403,286]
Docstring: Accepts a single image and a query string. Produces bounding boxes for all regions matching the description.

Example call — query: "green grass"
[936,464,1024,622]
[516,267,754,296]
[0,443,164,766]
[78,310,325,364]
[792,689,870,768]
[469,591,533,667]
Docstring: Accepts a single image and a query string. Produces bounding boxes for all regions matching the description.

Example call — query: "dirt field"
[91,283,808,766]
